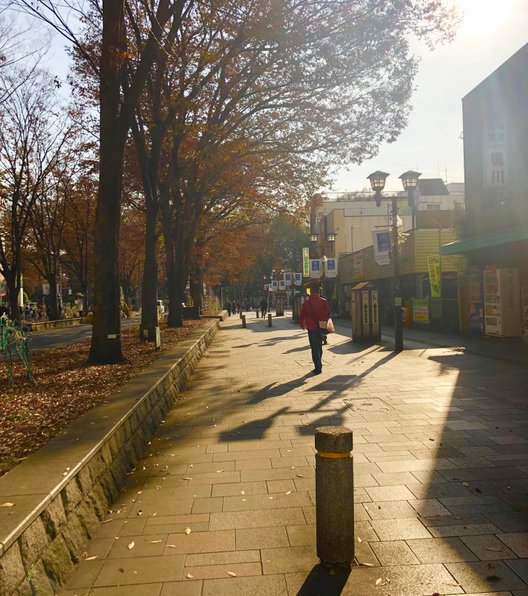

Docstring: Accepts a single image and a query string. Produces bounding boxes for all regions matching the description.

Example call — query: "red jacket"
[300,295,330,331]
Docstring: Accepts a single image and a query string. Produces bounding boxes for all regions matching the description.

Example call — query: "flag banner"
[372,230,391,265]
[293,272,303,286]
[325,258,337,278]
[279,280,286,291]
[310,259,322,279]
[302,247,310,277]
[270,280,278,292]
[427,255,441,297]
[284,272,292,286]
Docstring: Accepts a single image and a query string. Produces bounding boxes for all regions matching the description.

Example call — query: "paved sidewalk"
[62,312,528,595]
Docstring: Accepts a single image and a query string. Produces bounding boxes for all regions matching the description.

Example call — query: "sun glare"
[457,0,516,39]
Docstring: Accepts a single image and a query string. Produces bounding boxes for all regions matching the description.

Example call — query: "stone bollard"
[315,426,354,568]
[267,313,272,327]
[242,315,246,328]
[256,310,259,318]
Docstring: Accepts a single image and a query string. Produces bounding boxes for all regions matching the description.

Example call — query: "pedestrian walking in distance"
[300,282,330,375]
[226,300,232,316]
[259,297,268,318]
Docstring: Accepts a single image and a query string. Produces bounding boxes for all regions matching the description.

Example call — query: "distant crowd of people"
[224,297,274,318]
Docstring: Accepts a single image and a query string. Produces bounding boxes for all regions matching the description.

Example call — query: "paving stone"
[261,545,319,574]
[446,560,528,593]
[407,537,479,563]
[370,518,431,541]
[369,540,420,565]
[461,534,517,560]
[506,559,528,584]
[409,498,452,517]
[181,562,261,580]
[222,492,311,512]
[163,530,234,554]
[211,481,267,497]
[498,533,528,557]
[363,500,416,520]
[63,559,104,589]
[236,527,289,550]
[94,555,185,586]
[485,512,528,533]
[286,524,315,547]
[108,533,167,558]
[429,524,501,538]
[364,485,415,502]
[202,574,287,595]
[90,584,163,595]
[159,580,203,595]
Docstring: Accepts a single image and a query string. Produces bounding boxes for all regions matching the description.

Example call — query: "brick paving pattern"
[61,314,528,595]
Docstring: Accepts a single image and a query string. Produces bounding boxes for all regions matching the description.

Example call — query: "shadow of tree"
[219,406,290,441]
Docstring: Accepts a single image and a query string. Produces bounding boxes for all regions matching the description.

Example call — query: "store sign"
[482,119,508,188]
[413,299,429,324]
[427,256,441,298]
[352,254,363,279]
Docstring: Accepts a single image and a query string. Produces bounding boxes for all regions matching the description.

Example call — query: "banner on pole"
[278,280,286,291]
[284,271,292,287]
[372,230,391,265]
[293,272,303,286]
[427,255,441,297]
[325,258,337,278]
[302,247,310,277]
[310,259,322,279]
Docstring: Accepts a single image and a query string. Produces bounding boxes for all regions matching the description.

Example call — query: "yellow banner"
[427,256,441,298]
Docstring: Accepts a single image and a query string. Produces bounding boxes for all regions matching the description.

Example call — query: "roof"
[417,179,449,196]
[442,225,528,255]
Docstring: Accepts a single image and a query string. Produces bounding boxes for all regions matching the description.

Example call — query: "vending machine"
[483,267,521,337]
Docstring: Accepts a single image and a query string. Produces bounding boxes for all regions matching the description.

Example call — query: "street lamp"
[368,171,403,352]
[399,170,421,230]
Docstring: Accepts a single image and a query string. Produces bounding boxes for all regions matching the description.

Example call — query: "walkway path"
[61,312,528,595]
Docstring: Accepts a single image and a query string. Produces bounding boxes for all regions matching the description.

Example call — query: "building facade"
[443,43,528,339]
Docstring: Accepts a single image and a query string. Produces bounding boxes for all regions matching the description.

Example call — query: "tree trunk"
[140,200,159,339]
[89,0,126,364]
[47,273,60,320]
[189,267,203,314]
[5,271,20,321]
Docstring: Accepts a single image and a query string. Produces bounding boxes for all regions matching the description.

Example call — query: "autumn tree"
[0,67,72,319]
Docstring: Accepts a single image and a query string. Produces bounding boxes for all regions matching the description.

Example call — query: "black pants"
[308,329,323,372]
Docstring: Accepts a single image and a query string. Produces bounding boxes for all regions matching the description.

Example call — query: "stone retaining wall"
[0,319,220,595]
[25,318,81,332]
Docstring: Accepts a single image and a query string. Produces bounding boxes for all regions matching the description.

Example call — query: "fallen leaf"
[227,571,237,577]
[127,541,135,550]
[166,544,177,548]
[184,528,191,535]
[296,474,304,478]
[357,537,362,543]
[375,578,382,586]
[0,502,15,507]
[186,573,194,579]
[286,491,292,495]
[85,555,98,561]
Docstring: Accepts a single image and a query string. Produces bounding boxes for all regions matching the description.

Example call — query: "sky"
[36,0,528,195]
[331,0,528,193]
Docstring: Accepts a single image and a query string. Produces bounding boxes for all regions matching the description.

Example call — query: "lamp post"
[399,170,421,230]
[367,171,403,352]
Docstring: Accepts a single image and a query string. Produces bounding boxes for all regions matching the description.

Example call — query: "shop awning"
[442,226,528,255]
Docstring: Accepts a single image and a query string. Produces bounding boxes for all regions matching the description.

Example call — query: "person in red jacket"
[300,282,330,375]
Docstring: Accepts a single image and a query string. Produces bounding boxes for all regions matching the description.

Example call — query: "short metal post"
[256,310,259,318]
[315,426,354,568]
[267,313,272,327]
[242,315,246,328]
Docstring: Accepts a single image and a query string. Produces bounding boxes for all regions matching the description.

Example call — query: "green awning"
[442,226,528,255]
